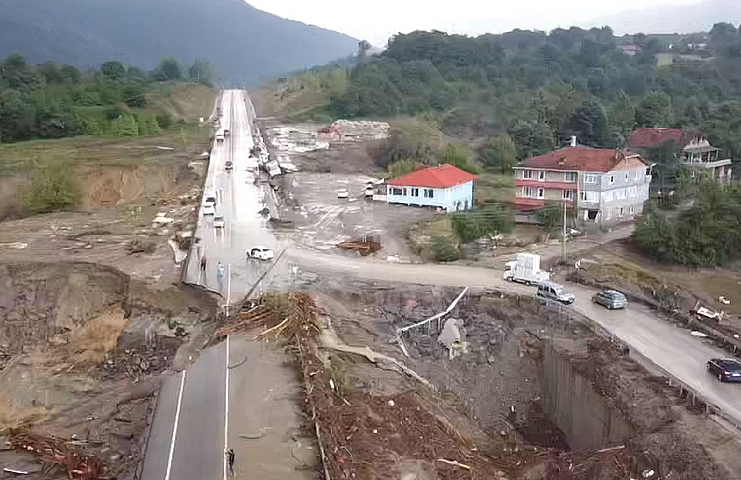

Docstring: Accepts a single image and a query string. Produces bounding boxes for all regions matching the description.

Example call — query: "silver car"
[537,280,575,305]
[592,290,628,310]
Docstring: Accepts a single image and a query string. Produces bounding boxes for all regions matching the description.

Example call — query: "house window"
[411,188,419,197]
[634,170,640,180]
[624,173,629,182]
[391,188,403,196]
[603,191,613,202]
[629,205,635,215]
[523,170,533,179]
[538,170,546,181]
[618,207,625,218]
[537,188,545,199]
[424,188,434,199]
[565,172,577,182]
[609,175,615,185]
[580,191,598,202]
[403,188,407,196]
[562,190,574,200]
[584,174,597,184]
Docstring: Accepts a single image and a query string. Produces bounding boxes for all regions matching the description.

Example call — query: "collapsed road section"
[219,285,741,480]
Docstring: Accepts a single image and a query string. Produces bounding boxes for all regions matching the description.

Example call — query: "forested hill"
[330,26,741,161]
[0,0,358,83]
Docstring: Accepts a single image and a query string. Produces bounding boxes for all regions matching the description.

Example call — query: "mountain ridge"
[0,0,359,83]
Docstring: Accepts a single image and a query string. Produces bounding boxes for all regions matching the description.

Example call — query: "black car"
[707,358,741,382]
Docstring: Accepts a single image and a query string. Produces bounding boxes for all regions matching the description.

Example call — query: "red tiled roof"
[516,147,645,172]
[626,128,701,149]
[388,164,478,188]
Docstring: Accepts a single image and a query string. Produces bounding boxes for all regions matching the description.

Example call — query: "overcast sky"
[246,0,701,46]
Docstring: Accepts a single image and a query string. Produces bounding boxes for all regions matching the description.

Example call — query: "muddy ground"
[305,279,741,480]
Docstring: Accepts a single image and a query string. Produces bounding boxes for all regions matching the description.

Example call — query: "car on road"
[592,290,628,310]
[225,160,233,172]
[224,128,231,137]
[247,246,274,261]
[204,194,217,207]
[202,204,216,216]
[707,358,741,382]
[215,131,225,142]
[337,189,349,199]
[213,215,225,229]
[536,280,575,305]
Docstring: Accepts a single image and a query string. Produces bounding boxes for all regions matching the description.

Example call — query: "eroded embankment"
[0,260,219,479]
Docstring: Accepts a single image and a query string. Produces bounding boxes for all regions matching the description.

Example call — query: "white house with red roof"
[514,145,651,225]
[387,164,478,211]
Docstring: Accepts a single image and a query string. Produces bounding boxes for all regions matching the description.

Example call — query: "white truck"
[503,253,549,285]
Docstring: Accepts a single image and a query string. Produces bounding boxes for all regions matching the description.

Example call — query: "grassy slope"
[1,83,216,175]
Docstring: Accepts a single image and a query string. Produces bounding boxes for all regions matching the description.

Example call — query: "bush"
[156,113,173,129]
[21,163,81,214]
[534,203,563,235]
[387,159,419,178]
[111,114,138,136]
[430,235,460,262]
[450,205,514,243]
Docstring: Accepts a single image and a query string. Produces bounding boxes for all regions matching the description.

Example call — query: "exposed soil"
[305,279,741,480]
[0,261,219,478]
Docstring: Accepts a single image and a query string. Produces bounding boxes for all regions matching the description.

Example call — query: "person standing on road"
[226,448,235,476]
[200,256,207,271]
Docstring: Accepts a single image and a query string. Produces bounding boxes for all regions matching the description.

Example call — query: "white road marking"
[164,370,187,480]
[223,335,230,480]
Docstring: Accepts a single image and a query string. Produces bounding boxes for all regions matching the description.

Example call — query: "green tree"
[189,59,213,85]
[482,134,518,173]
[608,90,636,139]
[429,235,460,262]
[709,22,740,57]
[387,159,419,178]
[59,64,81,84]
[101,61,126,80]
[152,57,183,81]
[636,92,674,127]
[38,62,62,84]
[111,114,138,136]
[21,162,81,214]
[534,203,562,236]
[442,143,480,174]
[566,100,610,147]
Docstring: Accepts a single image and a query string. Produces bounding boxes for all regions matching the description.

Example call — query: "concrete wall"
[540,344,632,450]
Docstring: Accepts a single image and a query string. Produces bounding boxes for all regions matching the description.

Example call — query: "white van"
[537,280,575,305]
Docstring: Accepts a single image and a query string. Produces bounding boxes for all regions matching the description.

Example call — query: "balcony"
[680,158,732,170]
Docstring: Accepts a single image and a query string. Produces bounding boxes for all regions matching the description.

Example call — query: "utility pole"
[561,201,567,262]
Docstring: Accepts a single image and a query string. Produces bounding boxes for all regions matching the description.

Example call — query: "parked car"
[224,128,231,137]
[247,246,274,261]
[592,290,628,310]
[337,189,349,199]
[536,280,575,305]
[213,215,225,229]
[225,160,233,171]
[215,131,225,142]
[707,358,741,382]
[202,204,216,216]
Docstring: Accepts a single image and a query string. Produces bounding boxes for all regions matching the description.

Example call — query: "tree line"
[0,54,214,142]
[328,23,741,171]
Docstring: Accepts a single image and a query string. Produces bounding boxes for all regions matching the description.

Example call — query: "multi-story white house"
[627,128,732,183]
[514,145,652,226]
[386,164,478,211]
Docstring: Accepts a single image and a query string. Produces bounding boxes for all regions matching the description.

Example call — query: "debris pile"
[7,429,103,479]
[337,235,382,256]
[324,120,390,141]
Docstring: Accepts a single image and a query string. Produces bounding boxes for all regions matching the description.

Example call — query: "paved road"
[184,89,279,302]
[287,247,741,424]
[143,91,304,480]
